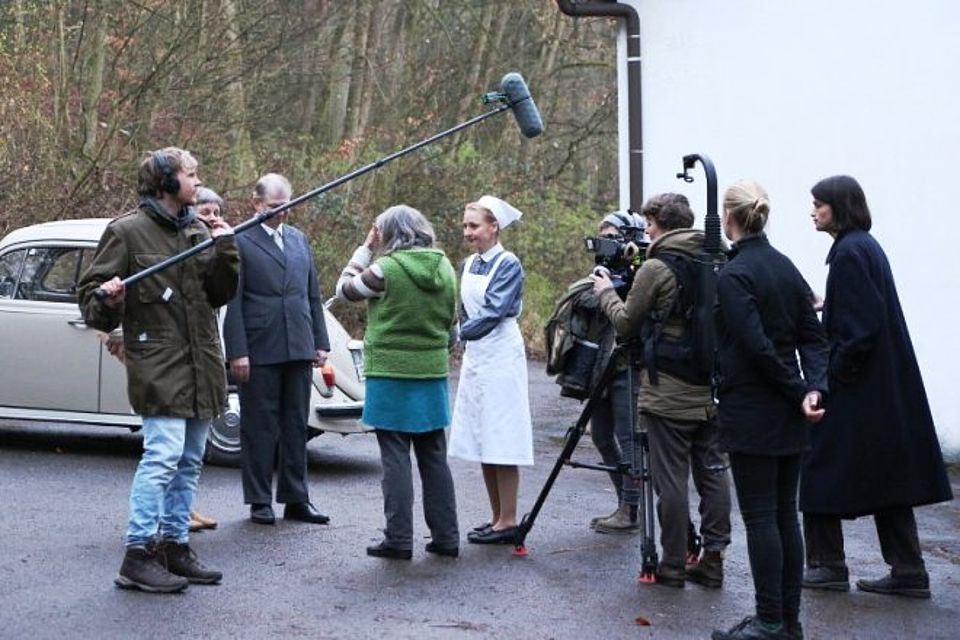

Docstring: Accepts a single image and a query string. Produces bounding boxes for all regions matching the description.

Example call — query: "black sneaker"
[784,620,804,640]
[712,616,789,640]
[801,565,849,591]
[856,572,930,599]
[114,546,189,593]
[156,540,223,585]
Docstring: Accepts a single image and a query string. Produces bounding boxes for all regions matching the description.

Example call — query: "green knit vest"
[364,249,456,378]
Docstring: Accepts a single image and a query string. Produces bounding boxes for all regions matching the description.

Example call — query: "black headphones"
[152,151,180,195]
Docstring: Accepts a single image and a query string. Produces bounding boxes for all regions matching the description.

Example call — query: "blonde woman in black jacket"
[711,180,829,640]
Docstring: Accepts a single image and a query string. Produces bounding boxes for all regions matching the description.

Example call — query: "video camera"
[584,210,648,292]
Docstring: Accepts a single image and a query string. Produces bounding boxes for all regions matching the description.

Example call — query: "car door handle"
[67,317,87,328]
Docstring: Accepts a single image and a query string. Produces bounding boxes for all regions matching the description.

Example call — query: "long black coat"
[714,235,829,456]
[799,230,952,517]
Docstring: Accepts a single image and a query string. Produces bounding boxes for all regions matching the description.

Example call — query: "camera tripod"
[513,345,664,582]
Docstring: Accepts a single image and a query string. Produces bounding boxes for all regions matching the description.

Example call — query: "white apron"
[449,252,534,465]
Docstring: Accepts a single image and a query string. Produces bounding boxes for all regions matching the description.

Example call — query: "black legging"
[729,453,803,626]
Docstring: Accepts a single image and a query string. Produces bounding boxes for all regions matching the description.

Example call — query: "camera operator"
[566,211,645,533]
[592,193,731,589]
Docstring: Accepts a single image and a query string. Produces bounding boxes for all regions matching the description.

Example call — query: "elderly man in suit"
[223,173,331,525]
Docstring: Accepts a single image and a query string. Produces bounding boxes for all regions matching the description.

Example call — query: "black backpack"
[544,279,611,399]
[642,250,725,386]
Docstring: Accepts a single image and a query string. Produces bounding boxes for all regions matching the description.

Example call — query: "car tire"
[204,393,242,468]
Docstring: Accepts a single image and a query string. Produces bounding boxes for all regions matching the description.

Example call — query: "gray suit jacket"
[223,224,330,365]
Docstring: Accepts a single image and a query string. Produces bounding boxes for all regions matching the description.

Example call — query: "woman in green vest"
[336,204,460,560]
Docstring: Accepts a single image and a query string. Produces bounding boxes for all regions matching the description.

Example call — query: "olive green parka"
[78,202,240,419]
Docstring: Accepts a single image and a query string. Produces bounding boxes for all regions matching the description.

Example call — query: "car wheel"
[204,394,241,467]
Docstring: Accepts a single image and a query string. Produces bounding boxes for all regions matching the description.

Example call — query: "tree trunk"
[80,3,109,159]
[221,0,255,182]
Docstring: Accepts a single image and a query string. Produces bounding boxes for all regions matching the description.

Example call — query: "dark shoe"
[712,616,788,640]
[250,503,276,525]
[801,565,849,591]
[366,541,412,560]
[472,521,493,533]
[425,541,459,558]
[114,546,189,594]
[467,525,518,545]
[687,550,724,588]
[156,540,222,585]
[856,572,930,599]
[284,502,330,524]
[784,621,804,640]
[654,563,685,588]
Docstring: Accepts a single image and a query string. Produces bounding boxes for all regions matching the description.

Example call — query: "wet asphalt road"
[1,363,958,639]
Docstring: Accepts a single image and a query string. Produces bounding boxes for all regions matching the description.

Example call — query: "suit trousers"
[642,412,732,570]
[803,508,927,577]
[375,428,459,550]
[240,361,312,505]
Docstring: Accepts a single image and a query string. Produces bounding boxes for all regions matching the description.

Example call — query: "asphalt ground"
[1,363,958,639]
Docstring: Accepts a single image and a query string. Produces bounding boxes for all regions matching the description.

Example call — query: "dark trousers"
[375,428,459,550]
[589,368,641,506]
[729,453,803,626]
[643,413,731,570]
[803,508,926,577]
[239,361,312,505]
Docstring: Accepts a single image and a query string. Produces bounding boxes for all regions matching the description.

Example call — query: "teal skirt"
[362,377,450,433]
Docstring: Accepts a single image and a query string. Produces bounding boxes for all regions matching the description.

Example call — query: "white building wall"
[614,0,960,455]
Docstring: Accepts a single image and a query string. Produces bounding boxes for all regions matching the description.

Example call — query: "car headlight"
[348,339,365,382]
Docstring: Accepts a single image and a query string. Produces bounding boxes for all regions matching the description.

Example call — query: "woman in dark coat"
[800,175,952,599]
[712,180,829,640]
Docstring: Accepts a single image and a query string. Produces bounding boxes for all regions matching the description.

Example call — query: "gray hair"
[375,205,436,254]
[196,187,224,208]
[254,173,292,200]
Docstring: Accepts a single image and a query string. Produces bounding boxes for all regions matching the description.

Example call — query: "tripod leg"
[638,430,659,583]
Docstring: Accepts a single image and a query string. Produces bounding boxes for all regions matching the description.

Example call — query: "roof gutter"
[555,0,643,209]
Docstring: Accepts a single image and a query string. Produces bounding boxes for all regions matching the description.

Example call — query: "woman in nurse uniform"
[449,195,534,545]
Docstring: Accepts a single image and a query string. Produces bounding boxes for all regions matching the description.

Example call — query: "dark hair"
[641,193,694,231]
[811,175,872,232]
[138,147,196,197]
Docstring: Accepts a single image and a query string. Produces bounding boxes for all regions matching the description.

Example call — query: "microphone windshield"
[500,72,543,139]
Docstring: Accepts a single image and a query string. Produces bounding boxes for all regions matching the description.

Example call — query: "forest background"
[0,0,620,350]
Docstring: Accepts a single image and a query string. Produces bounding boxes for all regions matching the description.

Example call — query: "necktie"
[274,227,284,252]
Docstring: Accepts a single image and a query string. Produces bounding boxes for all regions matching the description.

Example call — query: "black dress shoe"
[250,503,275,525]
[283,502,330,524]
[467,526,518,545]
[425,541,459,557]
[856,572,930,599]
[471,522,493,533]
[366,541,412,560]
[801,565,849,591]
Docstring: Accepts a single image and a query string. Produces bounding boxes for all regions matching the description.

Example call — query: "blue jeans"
[126,416,210,547]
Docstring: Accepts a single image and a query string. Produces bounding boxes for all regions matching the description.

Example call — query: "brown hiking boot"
[114,546,189,593]
[594,504,641,534]
[688,549,724,588]
[156,540,223,585]
[654,563,686,588]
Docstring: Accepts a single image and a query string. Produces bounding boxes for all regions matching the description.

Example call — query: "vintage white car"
[0,218,369,464]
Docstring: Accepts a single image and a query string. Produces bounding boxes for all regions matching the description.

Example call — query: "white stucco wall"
[613,0,960,456]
